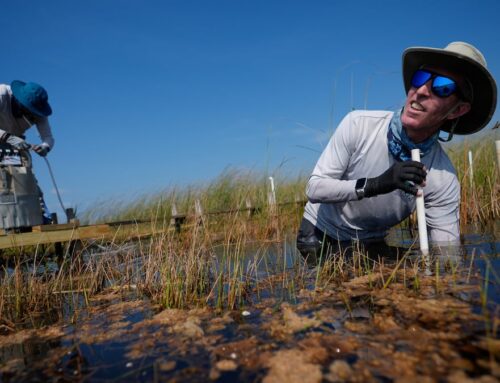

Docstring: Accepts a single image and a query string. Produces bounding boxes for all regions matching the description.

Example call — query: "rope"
[21,117,68,222]
[43,156,67,217]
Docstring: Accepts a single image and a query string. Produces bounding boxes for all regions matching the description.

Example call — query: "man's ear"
[447,101,471,120]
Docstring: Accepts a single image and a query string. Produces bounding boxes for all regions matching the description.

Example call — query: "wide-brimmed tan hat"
[402,41,497,135]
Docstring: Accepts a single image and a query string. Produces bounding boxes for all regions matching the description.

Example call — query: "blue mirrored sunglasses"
[410,69,459,98]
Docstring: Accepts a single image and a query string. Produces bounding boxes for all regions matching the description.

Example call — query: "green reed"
[1,136,498,329]
[444,131,500,225]
[0,218,493,335]
[82,169,307,228]
[81,133,498,237]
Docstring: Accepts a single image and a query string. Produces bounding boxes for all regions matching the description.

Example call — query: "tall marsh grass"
[445,131,500,225]
[1,134,498,329]
[83,170,308,224]
[1,212,497,331]
[83,132,499,229]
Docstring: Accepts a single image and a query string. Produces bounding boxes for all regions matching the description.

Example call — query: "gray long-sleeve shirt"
[303,110,460,244]
[0,84,55,149]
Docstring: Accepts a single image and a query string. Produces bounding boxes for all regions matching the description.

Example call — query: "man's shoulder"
[426,144,459,193]
[0,85,11,108]
[339,110,394,135]
[432,143,457,173]
[346,109,394,121]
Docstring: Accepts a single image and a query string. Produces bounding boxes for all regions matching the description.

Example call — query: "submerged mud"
[1,266,498,382]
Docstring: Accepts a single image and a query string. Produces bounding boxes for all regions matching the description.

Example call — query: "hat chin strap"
[438,101,463,142]
[438,117,459,142]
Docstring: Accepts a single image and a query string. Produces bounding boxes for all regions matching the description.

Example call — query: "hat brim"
[11,80,52,117]
[403,47,497,135]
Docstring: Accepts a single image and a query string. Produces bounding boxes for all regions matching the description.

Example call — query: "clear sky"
[2,0,499,219]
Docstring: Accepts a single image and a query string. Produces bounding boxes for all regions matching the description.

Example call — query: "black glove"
[364,161,426,197]
[32,144,51,157]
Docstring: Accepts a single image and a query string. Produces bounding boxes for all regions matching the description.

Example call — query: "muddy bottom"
[1,265,498,383]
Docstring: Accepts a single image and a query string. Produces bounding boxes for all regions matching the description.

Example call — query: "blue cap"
[10,80,52,117]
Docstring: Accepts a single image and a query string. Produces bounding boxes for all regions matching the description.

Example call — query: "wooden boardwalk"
[0,221,170,250]
[0,198,307,250]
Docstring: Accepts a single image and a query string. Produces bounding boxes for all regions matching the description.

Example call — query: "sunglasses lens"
[432,76,457,98]
[411,70,432,88]
[411,70,458,98]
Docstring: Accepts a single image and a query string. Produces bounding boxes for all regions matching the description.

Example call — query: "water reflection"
[0,221,498,381]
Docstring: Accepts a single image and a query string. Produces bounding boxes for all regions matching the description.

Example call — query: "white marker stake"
[411,149,429,258]
[468,150,474,188]
[268,177,276,206]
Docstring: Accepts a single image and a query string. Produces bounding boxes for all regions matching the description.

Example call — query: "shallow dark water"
[462,221,500,308]
[0,222,498,382]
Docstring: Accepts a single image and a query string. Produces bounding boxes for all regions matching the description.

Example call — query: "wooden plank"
[0,224,112,249]
[0,222,179,250]
[0,198,308,251]
[32,221,80,232]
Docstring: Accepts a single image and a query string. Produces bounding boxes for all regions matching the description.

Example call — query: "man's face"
[401,66,470,142]
[11,97,37,121]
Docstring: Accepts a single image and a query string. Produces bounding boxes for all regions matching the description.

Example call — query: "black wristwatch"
[355,178,367,200]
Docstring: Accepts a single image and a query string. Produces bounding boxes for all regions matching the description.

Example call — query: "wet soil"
[1,267,498,382]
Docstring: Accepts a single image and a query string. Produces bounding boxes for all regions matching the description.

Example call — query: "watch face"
[355,178,367,199]
[355,178,367,190]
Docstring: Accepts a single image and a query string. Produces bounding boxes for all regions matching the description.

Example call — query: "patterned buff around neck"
[387,108,439,162]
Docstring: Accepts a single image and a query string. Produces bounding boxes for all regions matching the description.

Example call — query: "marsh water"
[0,222,498,382]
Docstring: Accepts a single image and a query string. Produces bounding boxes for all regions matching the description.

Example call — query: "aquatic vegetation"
[0,235,497,381]
[0,135,498,381]
[82,131,500,229]
[445,131,500,225]
[82,169,308,231]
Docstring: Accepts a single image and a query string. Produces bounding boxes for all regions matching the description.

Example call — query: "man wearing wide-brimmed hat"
[297,41,497,261]
[0,80,55,156]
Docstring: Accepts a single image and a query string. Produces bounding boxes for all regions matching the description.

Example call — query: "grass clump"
[1,134,498,330]
[445,131,500,225]
[82,169,308,226]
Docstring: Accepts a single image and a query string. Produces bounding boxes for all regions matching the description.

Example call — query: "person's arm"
[0,94,30,149]
[0,131,31,149]
[306,112,426,203]
[33,117,54,156]
[306,112,360,203]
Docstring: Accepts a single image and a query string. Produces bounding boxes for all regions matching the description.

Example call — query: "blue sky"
[2,0,499,219]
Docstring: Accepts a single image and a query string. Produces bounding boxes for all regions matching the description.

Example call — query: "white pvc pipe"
[411,149,429,257]
[268,177,276,206]
[468,150,474,187]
